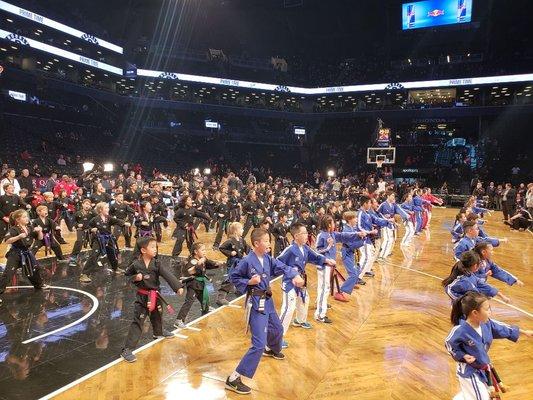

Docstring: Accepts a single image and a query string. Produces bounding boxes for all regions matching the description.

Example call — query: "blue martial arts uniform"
[453,236,500,260]
[474,259,517,286]
[445,273,499,301]
[229,251,298,378]
[445,319,519,385]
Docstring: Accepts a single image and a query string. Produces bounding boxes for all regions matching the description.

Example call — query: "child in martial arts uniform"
[442,250,511,303]
[451,212,467,244]
[473,242,524,287]
[400,193,416,246]
[454,221,504,261]
[171,195,210,257]
[174,242,223,328]
[216,222,250,306]
[376,191,409,260]
[110,193,136,248]
[31,205,66,261]
[315,215,363,321]
[120,237,184,363]
[271,211,289,257]
[445,291,532,400]
[134,201,167,239]
[356,196,393,279]
[333,211,367,302]
[79,202,130,283]
[0,210,45,305]
[69,199,95,266]
[277,223,335,344]
[225,228,304,395]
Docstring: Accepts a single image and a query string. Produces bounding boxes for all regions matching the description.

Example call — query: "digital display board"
[402,0,472,30]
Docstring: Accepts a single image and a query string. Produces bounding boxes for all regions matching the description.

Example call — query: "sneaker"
[316,316,333,323]
[153,330,175,339]
[292,320,312,329]
[357,278,366,285]
[334,292,349,302]
[216,298,229,306]
[225,376,251,395]
[79,274,92,283]
[364,271,375,277]
[174,320,186,329]
[263,349,285,360]
[281,339,289,349]
[121,348,136,363]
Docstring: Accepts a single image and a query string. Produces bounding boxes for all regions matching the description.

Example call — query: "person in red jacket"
[421,187,444,228]
[53,175,79,197]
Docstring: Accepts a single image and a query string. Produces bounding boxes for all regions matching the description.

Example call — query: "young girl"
[451,212,467,244]
[171,195,210,257]
[0,210,45,303]
[32,205,66,261]
[442,251,511,303]
[69,199,95,266]
[175,242,222,328]
[79,202,130,283]
[445,291,532,400]
[134,201,167,239]
[216,222,250,306]
[315,215,364,321]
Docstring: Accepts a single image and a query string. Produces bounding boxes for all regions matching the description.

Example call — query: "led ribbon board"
[0,0,123,54]
[137,68,533,95]
[0,29,123,75]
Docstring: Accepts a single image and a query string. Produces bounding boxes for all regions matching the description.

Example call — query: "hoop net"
[376,160,384,169]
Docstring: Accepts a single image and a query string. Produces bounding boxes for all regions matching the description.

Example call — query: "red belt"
[137,288,175,314]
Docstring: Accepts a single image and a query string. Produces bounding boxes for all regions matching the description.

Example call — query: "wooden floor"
[2,208,532,400]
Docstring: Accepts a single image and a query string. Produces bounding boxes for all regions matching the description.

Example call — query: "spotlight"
[103,163,114,172]
[327,169,335,178]
[82,162,94,172]
[203,168,211,175]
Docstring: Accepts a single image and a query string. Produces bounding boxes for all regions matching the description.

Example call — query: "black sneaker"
[262,349,285,360]
[121,348,137,363]
[357,278,366,285]
[316,316,333,323]
[225,376,251,395]
[153,330,175,339]
[364,271,375,277]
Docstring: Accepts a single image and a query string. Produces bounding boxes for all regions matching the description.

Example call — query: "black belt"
[249,287,272,298]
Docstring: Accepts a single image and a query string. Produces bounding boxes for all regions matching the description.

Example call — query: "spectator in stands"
[0,169,21,195]
[45,173,58,193]
[501,183,517,221]
[20,149,32,160]
[18,169,34,193]
[494,184,503,211]
[53,175,78,197]
[57,155,67,166]
[486,182,496,209]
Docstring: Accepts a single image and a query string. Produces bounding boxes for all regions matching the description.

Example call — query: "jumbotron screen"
[402,0,473,30]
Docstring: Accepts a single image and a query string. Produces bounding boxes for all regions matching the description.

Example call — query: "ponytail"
[450,291,488,325]
[442,250,480,287]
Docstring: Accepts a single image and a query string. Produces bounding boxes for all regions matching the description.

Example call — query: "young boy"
[121,237,184,362]
[174,242,223,328]
[277,223,336,345]
[225,228,304,395]
[69,199,95,266]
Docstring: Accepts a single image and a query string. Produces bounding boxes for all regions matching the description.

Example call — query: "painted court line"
[385,261,533,318]
[5,285,99,344]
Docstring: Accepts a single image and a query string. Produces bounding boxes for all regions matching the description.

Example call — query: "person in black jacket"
[272,212,289,257]
[120,237,184,363]
[110,193,136,248]
[18,169,34,193]
[0,182,24,241]
[501,183,517,221]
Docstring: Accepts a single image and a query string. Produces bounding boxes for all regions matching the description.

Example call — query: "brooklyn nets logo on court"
[81,33,99,45]
[385,82,404,90]
[275,85,290,92]
[6,33,29,46]
[159,72,178,80]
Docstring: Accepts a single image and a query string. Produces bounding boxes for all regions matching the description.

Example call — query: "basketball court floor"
[0,208,531,399]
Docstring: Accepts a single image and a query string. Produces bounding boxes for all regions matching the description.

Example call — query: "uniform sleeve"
[193,209,210,220]
[476,279,498,298]
[445,280,467,300]
[270,256,298,279]
[306,245,326,266]
[276,246,292,265]
[370,214,391,228]
[218,240,233,257]
[454,242,467,260]
[109,216,125,226]
[489,261,517,286]
[229,258,252,294]
[445,327,468,362]
[159,262,183,291]
[488,319,520,342]
[484,237,500,248]
[315,232,328,253]
[205,259,221,270]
